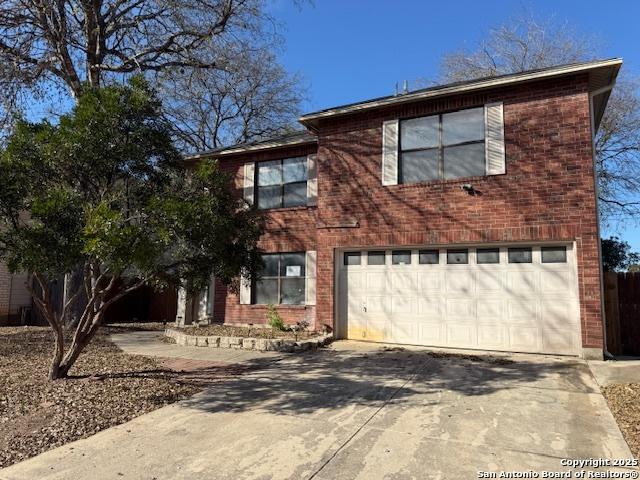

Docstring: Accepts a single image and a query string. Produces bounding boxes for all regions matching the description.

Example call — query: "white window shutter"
[306,154,318,206]
[243,162,255,205]
[239,275,251,305]
[305,250,317,305]
[485,102,506,175]
[382,120,399,185]
[176,287,187,324]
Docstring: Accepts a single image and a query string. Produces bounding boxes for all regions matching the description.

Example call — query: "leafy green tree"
[601,236,640,272]
[0,78,263,380]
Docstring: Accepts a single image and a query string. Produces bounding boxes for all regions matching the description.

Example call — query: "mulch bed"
[0,326,230,468]
[178,324,319,339]
[602,383,640,459]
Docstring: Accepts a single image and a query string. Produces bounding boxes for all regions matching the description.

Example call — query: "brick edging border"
[164,328,333,352]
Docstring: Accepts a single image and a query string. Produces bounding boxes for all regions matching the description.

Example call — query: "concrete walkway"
[1,337,636,480]
[589,358,640,386]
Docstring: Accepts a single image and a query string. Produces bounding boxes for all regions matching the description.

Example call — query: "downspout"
[589,83,616,360]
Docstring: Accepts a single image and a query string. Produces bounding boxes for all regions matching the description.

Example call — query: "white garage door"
[337,244,581,355]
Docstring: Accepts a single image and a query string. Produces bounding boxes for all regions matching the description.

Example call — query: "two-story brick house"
[177,58,621,360]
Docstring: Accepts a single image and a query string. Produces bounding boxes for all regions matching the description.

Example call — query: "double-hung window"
[256,157,307,209]
[399,107,485,183]
[253,253,306,305]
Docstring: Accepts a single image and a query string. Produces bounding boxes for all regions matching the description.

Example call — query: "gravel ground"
[602,383,640,460]
[179,324,320,339]
[0,327,199,468]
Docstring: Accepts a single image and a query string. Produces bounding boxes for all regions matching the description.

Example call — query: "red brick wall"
[211,73,603,350]
[313,73,602,349]
[212,143,318,327]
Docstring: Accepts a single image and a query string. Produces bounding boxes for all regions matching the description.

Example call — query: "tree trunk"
[46,273,143,380]
[57,313,102,378]
[49,325,65,381]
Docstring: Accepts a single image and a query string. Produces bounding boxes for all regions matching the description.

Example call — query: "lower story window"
[253,252,306,305]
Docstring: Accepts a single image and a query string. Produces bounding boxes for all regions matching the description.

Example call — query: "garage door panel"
[366,318,389,342]
[391,296,416,314]
[508,300,538,324]
[540,302,578,327]
[509,326,540,351]
[345,271,364,290]
[446,324,477,347]
[340,244,580,356]
[506,271,538,293]
[542,330,578,353]
[366,272,387,292]
[418,297,443,318]
[418,272,443,291]
[477,325,508,348]
[392,321,419,343]
[540,271,572,294]
[446,271,474,295]
[446,298,475,319]
[419,324,445,344]
[365,296,387,313]
[477,299,504,320]
[477,270,506,293]
[389,272,418,293]
[347,295,362,315]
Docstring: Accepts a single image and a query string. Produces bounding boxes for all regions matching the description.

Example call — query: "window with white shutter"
[389,103,506,185]
[255,157,308,209]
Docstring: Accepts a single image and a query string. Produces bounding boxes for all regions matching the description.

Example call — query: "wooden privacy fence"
[31,278,177,326]
[604,271,640,357]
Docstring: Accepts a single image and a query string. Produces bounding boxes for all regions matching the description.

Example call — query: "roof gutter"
[185,135,317,161]
[299,58,623,129]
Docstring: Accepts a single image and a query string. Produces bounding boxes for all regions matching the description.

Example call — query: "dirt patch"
[0,327,204,468]
[178,324,320,340]
[376,346,514,365]
[602,383,640,459]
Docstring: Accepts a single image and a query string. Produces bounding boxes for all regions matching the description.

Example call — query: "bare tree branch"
[437,11,640,225]
[0,0,278,133]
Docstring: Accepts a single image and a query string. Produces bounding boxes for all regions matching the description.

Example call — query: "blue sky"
[269,0,640,250]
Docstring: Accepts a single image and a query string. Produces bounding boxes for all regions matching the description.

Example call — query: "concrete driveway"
[0,341,635,480]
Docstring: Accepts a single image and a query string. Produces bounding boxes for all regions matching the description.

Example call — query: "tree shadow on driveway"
[179,346,593,416]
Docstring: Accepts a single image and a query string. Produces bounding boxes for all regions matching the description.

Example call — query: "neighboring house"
[0,263,31,326]
[178,58,621,360]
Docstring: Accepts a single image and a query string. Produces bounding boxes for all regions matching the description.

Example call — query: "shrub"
[266,304,286,331]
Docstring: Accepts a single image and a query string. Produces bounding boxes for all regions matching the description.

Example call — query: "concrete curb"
[164,328,333,353]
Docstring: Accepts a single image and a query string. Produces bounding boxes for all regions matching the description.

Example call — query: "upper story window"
[399,107,485,183]
[256,157,307,209]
